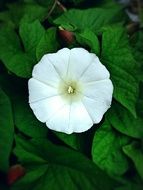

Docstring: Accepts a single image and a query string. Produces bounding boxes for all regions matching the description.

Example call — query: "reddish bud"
[7,164,26,185]
[59,27,74,44]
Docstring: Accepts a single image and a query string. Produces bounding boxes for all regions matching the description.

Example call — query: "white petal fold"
[81,80,113,123]
[68,101,93,133]
[46,48,70,80]
[29,96,66,123]
[46,100,93,134]
[32,55,61,88]
[79,57,110,83]
[28,78,58,103]
[67,48,96,80]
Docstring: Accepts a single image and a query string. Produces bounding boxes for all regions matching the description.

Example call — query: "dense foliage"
[0,0,143,189]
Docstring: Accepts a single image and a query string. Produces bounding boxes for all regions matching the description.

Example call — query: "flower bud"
[58,26,74,44]
[7,164,26,185]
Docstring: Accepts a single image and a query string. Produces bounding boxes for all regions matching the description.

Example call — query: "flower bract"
[28,48,113,134]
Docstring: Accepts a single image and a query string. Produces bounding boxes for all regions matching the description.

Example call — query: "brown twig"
[46,0,67,19]
[56,0,67,12]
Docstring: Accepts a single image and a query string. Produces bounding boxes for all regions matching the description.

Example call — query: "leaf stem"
[46,0,67,19]
[56,0,67,12]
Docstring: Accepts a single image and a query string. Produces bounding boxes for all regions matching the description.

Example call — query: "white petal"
[46,104,71,134]
[83,80,113,100]
[46,48,70,79]
[29,96,66,123]
[79,57,110,83]
[46,100,93,134]
[82,80,113,123]
[28,78,59,103]
[32,55,62,88]
[69,101,93,133]
[67,48,96,80]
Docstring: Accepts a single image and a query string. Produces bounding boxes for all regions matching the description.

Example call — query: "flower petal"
[46,104,71,134]
[79,57,110,83]
[82,80,113,123]
[29,96,66,123]
[46,48,70,80]
[46,100,93,134]
[67,48,96,80]
[69,101,93,133]
[28,78,59,103]
[32,55,62,88]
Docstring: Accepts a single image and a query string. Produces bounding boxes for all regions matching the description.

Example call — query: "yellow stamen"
[67,86,74,94]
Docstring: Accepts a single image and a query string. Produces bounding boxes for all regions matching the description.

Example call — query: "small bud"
[58,26,74,44]
[7,164,26,185]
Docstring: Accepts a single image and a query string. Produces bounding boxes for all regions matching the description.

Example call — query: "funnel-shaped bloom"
[28,48,113,134]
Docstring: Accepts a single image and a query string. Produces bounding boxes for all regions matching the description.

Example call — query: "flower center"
[59,80,83,102]
[67,86,75,94]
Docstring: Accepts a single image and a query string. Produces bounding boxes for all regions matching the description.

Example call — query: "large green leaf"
[75,29,100,56]
[11,135,118,190]
[6,2,47,26]
[116,183,143,190]
[92,120,130,177]
[36,27,58,61]
[13,96,48,138]
[0,87,14,172]
[54,6,123,32]
[20,20,45,60]
[107,101,143,139]
[137,82,143,117]
[123,142,143,179]
[101,26,138,116]
[0,27,35,78]
[35,0,55,7]
[0,74,48,138]
[0,11,14,28]
[131,31,143,82]
[54,132,85,151]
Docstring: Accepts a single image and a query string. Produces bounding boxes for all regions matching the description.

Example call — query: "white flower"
[28,48,113,134]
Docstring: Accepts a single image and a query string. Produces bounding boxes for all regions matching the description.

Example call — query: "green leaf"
[123,142,143,179]
[0,87,14,172]
[75,29,100,55]
[0,11,14,27]
[13,96,48,138]
[36,27,58,61]
[0,27,35,78]
[116,183,143,190]
[101,26,138,116]
[131,31,143,82]
[54,132,85,151]
[107,101,143,139]
[0,26,21,53]
[0,74,48,138]
[137,82,143,117]
[11,135,118,190]
[7,52,34,78]
[92,119,130,177]
[54,7,123,33]
[6,2,47,26]
[20,20,45,60]
[35,0,55,7]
